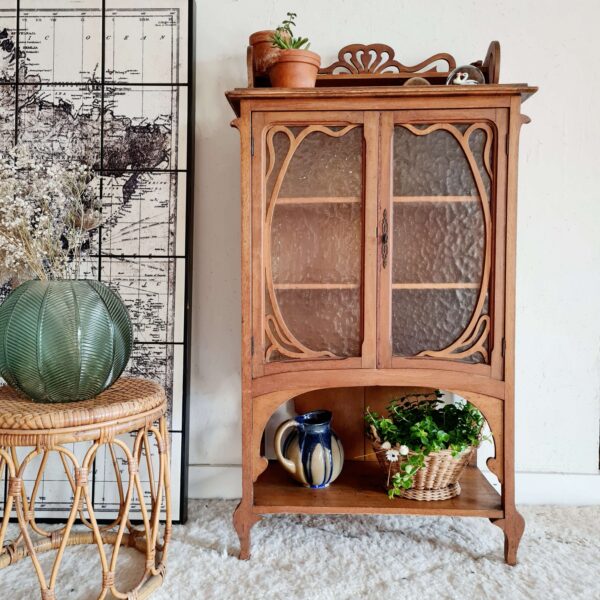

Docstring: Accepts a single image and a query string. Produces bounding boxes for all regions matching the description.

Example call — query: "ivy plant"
[365,391,486,499]
[271,12,311,50]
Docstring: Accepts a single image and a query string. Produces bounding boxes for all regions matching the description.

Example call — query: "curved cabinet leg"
[233,501,261,560]
[491,510,525,566]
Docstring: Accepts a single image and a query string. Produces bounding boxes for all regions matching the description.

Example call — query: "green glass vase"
[0,279,133,403]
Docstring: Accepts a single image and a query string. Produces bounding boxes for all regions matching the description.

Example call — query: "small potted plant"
[249,30,281,78]
[269,12,320,88]
[365,391,487,500]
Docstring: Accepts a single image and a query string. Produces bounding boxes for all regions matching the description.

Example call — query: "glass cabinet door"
[387,119,496,366]
[256,115,373,372]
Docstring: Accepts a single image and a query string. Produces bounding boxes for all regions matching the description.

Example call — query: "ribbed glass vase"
[0,279,133,403]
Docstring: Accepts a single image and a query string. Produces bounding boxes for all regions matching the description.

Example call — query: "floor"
[1,501,599,599]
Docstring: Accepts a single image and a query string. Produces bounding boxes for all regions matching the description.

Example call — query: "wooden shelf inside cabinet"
[392,283,480,290]
[277,196,362,205]
[274,283,360,290]
[275,283,479,290]
[254,461,502,518]
[393,196,479,203]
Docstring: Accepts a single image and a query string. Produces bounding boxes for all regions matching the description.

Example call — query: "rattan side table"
[0,378,171,600]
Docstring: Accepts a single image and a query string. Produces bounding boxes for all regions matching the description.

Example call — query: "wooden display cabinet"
[226,42,537,563]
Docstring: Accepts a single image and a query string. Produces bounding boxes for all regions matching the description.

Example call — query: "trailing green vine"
[365,391,486,499]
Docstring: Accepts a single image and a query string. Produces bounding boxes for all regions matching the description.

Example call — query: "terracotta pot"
[269,49,321,88]
[249,30,280,77]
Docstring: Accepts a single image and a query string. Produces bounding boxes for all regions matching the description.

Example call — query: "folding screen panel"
[0,0,194,522]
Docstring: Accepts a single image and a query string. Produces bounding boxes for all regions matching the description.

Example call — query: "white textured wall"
[190,0,600,501]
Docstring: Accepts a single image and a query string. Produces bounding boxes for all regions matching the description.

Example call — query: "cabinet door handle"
[381,209,389,268]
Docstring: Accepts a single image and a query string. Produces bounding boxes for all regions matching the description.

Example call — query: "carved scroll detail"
[472,40,501,84]
[320,44,456,75]
[400,123,494,363]
[264,124,358,362]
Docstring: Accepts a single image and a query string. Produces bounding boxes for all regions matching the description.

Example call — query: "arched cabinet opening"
[256,386,502,513]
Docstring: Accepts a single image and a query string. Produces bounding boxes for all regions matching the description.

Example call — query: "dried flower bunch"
[365,391,486,498]
[0,146,100,282]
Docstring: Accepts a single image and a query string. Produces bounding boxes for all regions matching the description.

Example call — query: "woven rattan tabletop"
[0,378,165,432]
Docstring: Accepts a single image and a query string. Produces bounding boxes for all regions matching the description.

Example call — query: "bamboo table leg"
[0,415,171,600]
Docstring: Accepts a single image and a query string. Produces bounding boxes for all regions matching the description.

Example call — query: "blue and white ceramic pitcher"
[274,410,344,488]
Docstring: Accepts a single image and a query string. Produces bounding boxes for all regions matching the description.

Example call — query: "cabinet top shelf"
[226,84,537,116]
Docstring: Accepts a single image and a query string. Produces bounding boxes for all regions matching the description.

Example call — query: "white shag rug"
[1,501,599,599]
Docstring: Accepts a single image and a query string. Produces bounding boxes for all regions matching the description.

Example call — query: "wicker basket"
[372,440,474,501]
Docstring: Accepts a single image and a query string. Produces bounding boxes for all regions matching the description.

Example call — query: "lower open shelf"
[254,461,503,518]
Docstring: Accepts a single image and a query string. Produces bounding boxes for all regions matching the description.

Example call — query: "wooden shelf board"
[275,283,360,290]
[277,196,361,205]
[316,72,450,86]
[254,461,503,518]
[394,195,479,203]
[275,283,478,290]
[226,84,538,116]
[392,282,480,290]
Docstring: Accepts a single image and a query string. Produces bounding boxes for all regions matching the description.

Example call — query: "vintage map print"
[0,0,192,522]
